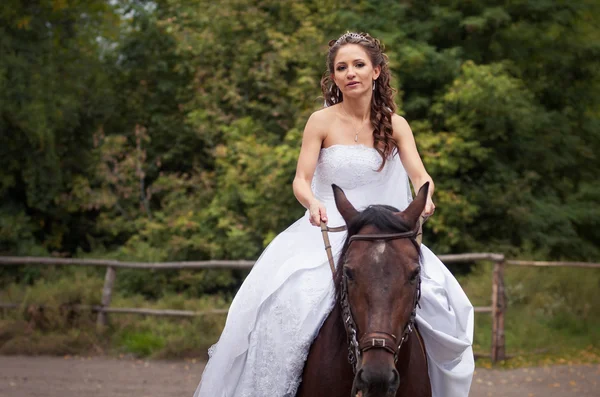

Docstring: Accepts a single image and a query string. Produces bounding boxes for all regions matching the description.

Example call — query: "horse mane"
[333,204,422,298]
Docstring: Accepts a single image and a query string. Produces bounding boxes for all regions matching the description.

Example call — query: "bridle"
[321,221,423,373]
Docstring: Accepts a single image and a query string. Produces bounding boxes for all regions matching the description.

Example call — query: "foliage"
[0,1,599,304]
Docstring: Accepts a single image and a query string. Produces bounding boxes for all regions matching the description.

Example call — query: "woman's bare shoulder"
[391,113,413,139]
[304,106,338,140]
[391,113,410,128]
[309,105,338,123]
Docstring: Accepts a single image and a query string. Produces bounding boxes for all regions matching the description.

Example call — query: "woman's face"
[332,44,381,99]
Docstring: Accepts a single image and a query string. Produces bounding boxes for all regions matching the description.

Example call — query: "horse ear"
[399,182,429,227]
[332,184,359,224]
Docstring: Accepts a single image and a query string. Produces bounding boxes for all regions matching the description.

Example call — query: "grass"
[117,330,165,356]
[0,263,598,368]
[0,268,228,359]
[459,261,600,367]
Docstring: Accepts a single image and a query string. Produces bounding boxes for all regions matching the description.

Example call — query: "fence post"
[97,266,116,331]
[491,258,506,362]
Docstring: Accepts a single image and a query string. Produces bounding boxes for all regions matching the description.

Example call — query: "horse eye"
[410,268,420,283]
[343,266,354,281]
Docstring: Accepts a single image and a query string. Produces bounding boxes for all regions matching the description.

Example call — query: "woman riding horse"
[194,32,474,397]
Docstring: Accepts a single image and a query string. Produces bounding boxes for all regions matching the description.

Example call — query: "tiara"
[334,32,364,45]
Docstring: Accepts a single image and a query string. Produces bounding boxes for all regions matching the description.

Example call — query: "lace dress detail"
[194,145,474,397]
[235,267,335,396]
[313,145,392,191]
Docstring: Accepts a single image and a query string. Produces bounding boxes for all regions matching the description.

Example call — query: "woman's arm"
[392,114,436,217]
[293,110,329,225]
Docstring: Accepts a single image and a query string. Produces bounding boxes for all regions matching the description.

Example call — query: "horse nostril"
[390,368,399,385]
[357,368,367,384]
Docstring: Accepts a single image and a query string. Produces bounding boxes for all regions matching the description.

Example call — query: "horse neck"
[330,300,353,359]
[396,329,420,374]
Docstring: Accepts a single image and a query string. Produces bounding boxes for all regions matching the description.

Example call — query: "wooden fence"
[1,255,598,363]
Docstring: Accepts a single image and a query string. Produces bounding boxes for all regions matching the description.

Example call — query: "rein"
[320,218,424,373]
[320,223,348,274]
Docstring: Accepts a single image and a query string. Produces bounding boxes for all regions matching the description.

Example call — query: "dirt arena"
[0,355,598,397]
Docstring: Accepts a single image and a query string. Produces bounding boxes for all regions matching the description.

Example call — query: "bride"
[194,32,474,397]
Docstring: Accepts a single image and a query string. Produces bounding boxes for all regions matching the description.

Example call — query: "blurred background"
[0,0,598,365]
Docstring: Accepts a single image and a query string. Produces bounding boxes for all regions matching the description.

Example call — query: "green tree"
[0,0,120,257]
[348,0,600,259]
[2,0,599,295]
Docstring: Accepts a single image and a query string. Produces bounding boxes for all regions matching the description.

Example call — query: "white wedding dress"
[194,144,474,397]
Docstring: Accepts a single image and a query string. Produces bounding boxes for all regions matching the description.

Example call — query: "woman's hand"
[422,194,436,220]
[308,199,328,226]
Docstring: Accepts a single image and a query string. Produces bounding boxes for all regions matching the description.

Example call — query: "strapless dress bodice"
[312,144,396,202]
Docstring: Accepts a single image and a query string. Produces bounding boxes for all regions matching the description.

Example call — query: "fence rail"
[1,255,598,363]
[0,253,511,269]
[505,260,600,268]
[3,255,597,269]
[0,303,228,317]
[0,256,255,269]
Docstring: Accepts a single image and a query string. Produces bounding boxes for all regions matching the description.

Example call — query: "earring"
[372,80,376,91]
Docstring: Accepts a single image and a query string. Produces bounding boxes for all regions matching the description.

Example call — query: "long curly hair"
[321,32,398,171]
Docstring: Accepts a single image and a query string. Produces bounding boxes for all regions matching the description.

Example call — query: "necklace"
[340,104,368,143]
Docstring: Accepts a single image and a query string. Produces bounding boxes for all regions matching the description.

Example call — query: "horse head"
[332,182,429,397]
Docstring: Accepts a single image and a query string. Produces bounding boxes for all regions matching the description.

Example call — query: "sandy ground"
[0,355,598,397]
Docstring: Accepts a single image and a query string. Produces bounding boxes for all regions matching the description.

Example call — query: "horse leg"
[297,305,354,397]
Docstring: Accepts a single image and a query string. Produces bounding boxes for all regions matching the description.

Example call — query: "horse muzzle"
[351,364,400,397]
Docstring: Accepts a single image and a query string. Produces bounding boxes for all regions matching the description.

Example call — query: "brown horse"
[297,183,432,397]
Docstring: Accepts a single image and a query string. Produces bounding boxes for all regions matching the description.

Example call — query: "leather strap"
[321,222,347,274]
[358,331,398,355]
[320,217,425,277]
[348,227,418,243]
[416,215,425,246]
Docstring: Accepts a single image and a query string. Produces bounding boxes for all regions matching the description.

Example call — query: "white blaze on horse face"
[371,242,386,262]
